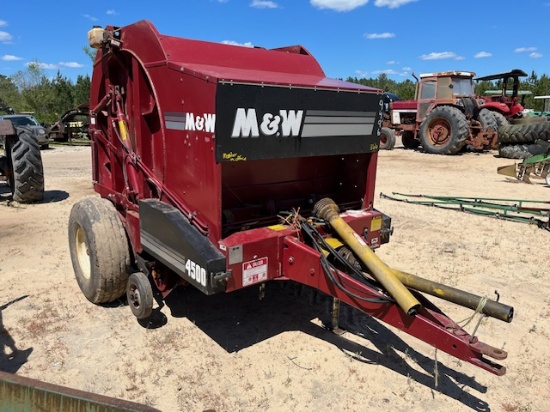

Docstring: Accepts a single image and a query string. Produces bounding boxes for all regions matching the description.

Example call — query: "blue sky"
[1,0,549,83]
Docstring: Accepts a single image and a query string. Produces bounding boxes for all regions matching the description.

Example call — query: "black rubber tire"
[511,117,548,125]
[498,121,550,144]
[419,106,468,155]
[401,131,420,149]
[126,272,154,319]
[478,108,498,132]
[492,112,509,128]
[68,197,131,304]
[6,126,44,203]
[379,127,396,150]
[498,143,547,159]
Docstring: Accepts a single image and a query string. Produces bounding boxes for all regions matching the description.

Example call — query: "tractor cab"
[415,71,477,122]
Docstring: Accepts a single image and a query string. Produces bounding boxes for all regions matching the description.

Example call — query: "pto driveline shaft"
[313,198,421,316]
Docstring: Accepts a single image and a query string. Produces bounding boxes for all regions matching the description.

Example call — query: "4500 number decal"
[185,259,207,287]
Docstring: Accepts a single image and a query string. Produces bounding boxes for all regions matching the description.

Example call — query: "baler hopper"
[69,20,514,377]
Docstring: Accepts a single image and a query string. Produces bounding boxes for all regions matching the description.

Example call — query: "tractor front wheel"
[379,127,396,150]
[419,106,468,155]
[68,197,131,304]
[401,131,420,149]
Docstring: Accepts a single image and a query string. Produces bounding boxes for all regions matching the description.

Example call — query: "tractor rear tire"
[401,131,420,149]
[498,121,550,144]
[498,143,547,159]
[478,108,498,132]
[6,126,44,203]
[379,127,396,150]
[492,112,509,128]
[68,197,132,304]
[419,106,468,155]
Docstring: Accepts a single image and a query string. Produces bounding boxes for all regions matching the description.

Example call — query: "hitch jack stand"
[330,297,346,336]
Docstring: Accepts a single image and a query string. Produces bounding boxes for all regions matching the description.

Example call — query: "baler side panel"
[155,68,222,242]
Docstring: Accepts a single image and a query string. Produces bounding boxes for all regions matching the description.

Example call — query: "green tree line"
[0,63,90,125]
[347,71,550,112]
[3,63,550,125]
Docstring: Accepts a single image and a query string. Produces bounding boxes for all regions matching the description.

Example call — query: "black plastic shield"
[215,83,383,162]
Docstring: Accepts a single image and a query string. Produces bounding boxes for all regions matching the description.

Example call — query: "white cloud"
[420,51,463,60]
[251,0,279,8]
[372,69,399,75]
[82,14,98,21]
[1,54,23,61]
[374,0,416,8]
[59,62,84,68]
[514,47,537,53]
[386,60,398,65]
[355,70,369,77]
[106,9,117,15]
[530,52,543,58]
[310,0,369,12]
[474,51,492,58]
[221,40,254,48]
[364,32,395,39]
[0,31,12,43]
[0,20,7,27]
[402,66,412,71]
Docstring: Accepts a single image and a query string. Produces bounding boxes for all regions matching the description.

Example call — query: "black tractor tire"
[511,117,548,125]
[492,112,509,128]
[401,131,420,149]
[126,272,154,319]
[6,126,44,203]
[498,143,548,159]
[478,108,498,132]
[379,127,396,150]
[498,121,550,145]
[419,106,468,155]
[68,197,132,304]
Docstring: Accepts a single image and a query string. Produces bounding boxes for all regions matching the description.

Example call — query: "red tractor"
[384,71,498,154]
[69,20,513,377]
[475,69,528,127]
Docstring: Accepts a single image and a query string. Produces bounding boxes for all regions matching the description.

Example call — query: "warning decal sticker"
[242,257,268,287]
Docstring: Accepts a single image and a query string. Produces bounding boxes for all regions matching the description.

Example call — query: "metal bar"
[381,193,550,230]
[0,371,160,412]
[390,192,550,205]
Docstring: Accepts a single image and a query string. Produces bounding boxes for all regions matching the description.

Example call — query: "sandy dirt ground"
[1,140,549,412]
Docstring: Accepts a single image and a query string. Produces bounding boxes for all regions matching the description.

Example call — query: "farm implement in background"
[380,192,550,231]
[497,150,550,186]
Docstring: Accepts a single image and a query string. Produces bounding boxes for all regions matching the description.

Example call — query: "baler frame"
[69,20,514,380]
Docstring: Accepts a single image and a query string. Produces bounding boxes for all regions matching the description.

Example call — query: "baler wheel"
[126,272,154,319]
[379,127,396,150]
[68,197,131,304]
[419,106,468,155]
